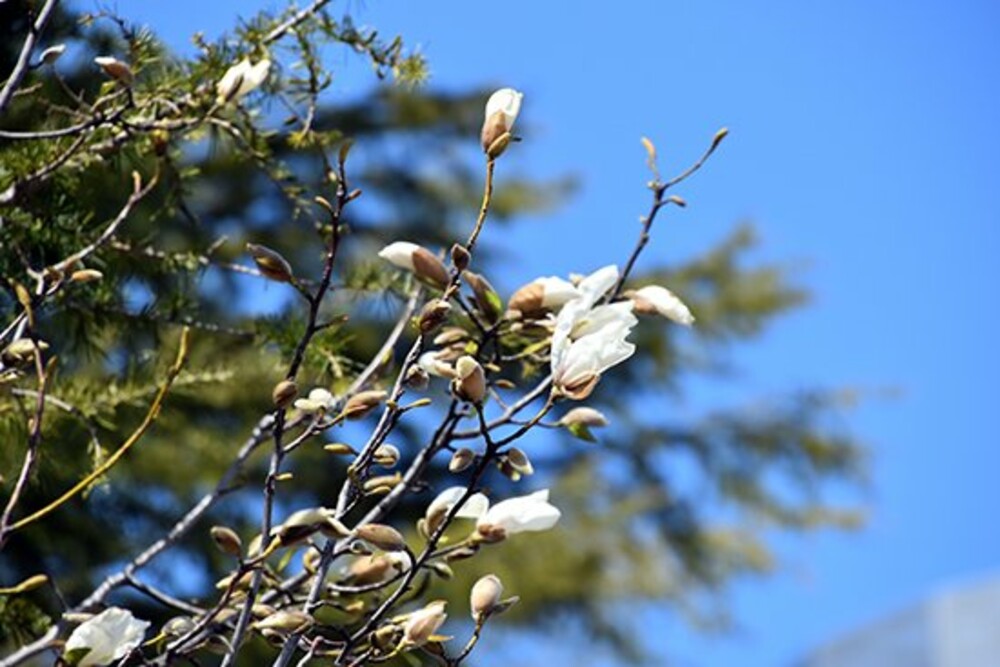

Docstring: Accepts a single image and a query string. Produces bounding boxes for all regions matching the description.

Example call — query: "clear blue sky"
[123,1,1000,664]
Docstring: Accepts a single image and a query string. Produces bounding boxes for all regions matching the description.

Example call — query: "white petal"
[635,285,695,325]
[427,487,489,520]
[480,489,560,535]
[534,276,580,308]
[239,59,270,96]
[377,241,419,272]
[308,388,334,405]
[418,352,453,378]
[571,301,636,338]
[484,88,523,130]
[65,608,150,666]
[576,265,619,305]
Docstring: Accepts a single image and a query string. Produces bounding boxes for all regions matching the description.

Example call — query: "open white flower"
[629,284,695,325]
[64,607,150,666]
[216,58,271,104]
[477,489,561,536]
[293,387,335,413]
[481,87,524,156]
[550,265,637,399]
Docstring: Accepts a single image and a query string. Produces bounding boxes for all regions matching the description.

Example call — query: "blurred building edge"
[798,574,1000,667]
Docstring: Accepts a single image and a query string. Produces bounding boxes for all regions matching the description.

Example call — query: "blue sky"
[123,1,1000,664]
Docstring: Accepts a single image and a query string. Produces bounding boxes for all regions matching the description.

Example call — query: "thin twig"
[0,0,60,114]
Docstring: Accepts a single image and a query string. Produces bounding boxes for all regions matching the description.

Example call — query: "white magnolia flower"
[550,265,637,399]
[481,87,524,156]
[477,489,561,536]
[630,284,695,325]
[216,58,271,104]
[426,486,490,523]
[293,387,335,413]
[64,607,150,666]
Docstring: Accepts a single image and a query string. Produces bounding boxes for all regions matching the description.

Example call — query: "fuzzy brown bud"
[507,282,545,317]
[354,523,407,552]
[70,269,104,283]
[271,380,298,408]
[412,247,450,289]
[452,356,486,404]
[210,525,243,557]
[449,448,475,473]
[505,447,534,476]
[247,243,294,283]
[464,271,503,323]
[418,299,451,334]
[343,390,387,420]
[450,244,471,272]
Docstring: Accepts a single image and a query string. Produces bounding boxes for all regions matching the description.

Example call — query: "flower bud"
[210,525,243,557]
[450,244,471,272]
[346,554,392,585]
[247,243,294,283]
[449,448,475,473]
[481,88,523,157]
[373,444,401,467]
[403,601,447,647]
[418,299,451,334]
[470,574,503,622]
[252,610,314,634]
[343,389,387,419]
[354,523,407,552]
[452,356,486,404]
[363,472,402,493]
[626,285,695,325]
[271,379,298,408]
[559,407,609,428]
[70,268,104,283]
[507,283,543,316]
[378,242,450,289]
[464,271,503,323]
[505,447,534,476]
[94,56,133,84]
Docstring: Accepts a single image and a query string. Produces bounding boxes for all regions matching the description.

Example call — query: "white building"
[801,575,1000,667]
